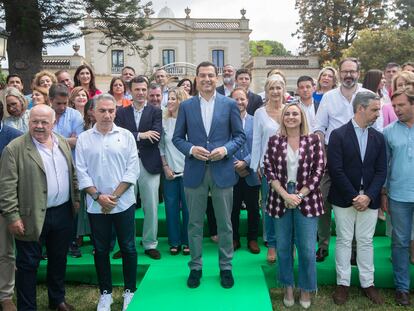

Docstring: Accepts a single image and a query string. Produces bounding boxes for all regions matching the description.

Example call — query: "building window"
[212,49,224,68]
[111,50,124,74]
[162,49,175,66]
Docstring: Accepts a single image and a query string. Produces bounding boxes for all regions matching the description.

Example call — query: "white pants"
[137,159,160,250]
[333,205,378,288]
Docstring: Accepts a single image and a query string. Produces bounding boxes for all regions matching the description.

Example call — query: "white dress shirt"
[32,134,70,208]
[250,106,281,170]
[75,124,139,214]
[300,100,316,133]
[133,103,146,141]
[159,117,185,173]
[314,86,383,145]
[199,92,216,136]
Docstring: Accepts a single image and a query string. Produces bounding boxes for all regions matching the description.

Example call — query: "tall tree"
[393,0,414,29]
[293,0,389,63]
[342,27,414,74]
[249,40,291,57]
[1,0,153,93]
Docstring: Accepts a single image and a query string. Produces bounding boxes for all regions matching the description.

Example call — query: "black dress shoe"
[144,248,161,259]
[316,248,328,262]
[49,302,75,311]
[395,290,410,306]
[187,269,202,288]
[233,240,241,251]
[220,270,234,288]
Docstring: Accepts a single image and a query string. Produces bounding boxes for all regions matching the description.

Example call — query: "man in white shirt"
[314,57,377,263]
[155,69,169,108]
[76,94,139,311]
[216,64,236,96]
[297,75,317,132]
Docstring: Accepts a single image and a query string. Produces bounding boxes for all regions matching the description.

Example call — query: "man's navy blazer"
[115,104,163,174]
[172,93,246,189]
[327,120,387,209]
[246,91,263,116]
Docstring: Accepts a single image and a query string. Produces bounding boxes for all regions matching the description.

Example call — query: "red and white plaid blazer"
[264,133,325,218]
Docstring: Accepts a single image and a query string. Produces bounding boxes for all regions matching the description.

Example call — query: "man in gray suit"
[173,61,246,289]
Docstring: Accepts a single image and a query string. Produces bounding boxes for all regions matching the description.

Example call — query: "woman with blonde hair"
[31,85,50,106]
[3,87,30,132]
[32,70,57,90]
[313,66,338,106]
[159,87,190,255]
[264,102,324,308]
[69,86,89,116]
[251,76,286,263]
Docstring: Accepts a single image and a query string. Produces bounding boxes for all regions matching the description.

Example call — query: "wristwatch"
[297,192,305,200]
[91,191,101,201]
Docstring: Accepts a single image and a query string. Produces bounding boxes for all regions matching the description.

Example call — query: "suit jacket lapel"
[363,128,374,164]
[25,135,46,174]
[348,121,362,163]
[209,97,220,138]
[191,97,208,137]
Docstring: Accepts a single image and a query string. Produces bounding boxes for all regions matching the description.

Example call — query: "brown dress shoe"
[333,285,349,305]
[248,240,260,254]
[1,299,17,311]
[395,290,410,306]
[144,248,161,259]
[316,248,328,262]
[362,286,384,304]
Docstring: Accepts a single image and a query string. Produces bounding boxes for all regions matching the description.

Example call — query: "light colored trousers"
[333,205,377,288]
[0,215,15,301]
[138,159,160,250]
[185,166,233,271]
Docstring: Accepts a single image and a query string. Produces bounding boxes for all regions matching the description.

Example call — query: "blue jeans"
[389,198,414,292]
[274,208,318,292]
[88,204,137,294]
[163,176,189,246]
[261,175,276,248]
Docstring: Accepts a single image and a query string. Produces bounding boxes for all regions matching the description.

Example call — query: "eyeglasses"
[340,70,358,76]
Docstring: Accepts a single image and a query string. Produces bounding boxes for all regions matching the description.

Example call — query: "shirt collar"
[198,91,217,103]
[92,123,120,135]
[352,118,368,131]
[133,102,147,113]
[31,133,58,148]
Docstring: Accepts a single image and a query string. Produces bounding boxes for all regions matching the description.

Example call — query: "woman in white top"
[251,76,286,263]
[3,87,30,133]
[159,87,190,255]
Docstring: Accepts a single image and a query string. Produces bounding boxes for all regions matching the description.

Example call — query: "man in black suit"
[235,68,263,116]
[328,91,387,305]
[115,76,163,259]
[216,64,236,97]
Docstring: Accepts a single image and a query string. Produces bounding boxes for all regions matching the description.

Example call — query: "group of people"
[0,58,413,311]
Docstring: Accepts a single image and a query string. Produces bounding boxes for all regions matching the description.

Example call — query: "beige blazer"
[0,133,80,241]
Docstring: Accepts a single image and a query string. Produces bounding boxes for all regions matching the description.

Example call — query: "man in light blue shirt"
[383,88,414,306]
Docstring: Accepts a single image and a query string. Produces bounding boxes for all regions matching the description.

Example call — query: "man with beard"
[216,64,236,97]
[314,58,382,263]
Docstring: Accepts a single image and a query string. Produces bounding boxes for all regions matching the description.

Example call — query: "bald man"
[0,105,80,311]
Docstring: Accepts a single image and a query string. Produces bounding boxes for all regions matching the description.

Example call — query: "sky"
[46,0,301,57]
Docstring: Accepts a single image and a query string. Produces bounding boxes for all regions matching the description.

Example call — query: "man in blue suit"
[173,61,246,289]
[230,87,261,254]
[115,76,163,260]
[328,91,387,306]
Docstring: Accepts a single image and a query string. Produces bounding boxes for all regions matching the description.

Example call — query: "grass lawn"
[33,284,409,311]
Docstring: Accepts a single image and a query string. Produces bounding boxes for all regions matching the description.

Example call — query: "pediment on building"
[148,19,190,32]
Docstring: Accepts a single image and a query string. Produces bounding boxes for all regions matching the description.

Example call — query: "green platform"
[37,205,414,311]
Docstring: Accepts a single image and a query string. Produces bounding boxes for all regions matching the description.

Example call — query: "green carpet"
[37,206,414,311]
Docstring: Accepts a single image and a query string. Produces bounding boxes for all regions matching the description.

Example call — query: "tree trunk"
[4,0,43,94]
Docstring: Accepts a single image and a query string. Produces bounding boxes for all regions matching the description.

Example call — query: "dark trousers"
[15,202,73,311]
[88,204,137,294]
[231,178,260,242]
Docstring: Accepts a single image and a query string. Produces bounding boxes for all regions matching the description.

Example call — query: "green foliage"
[249,40,291,57]
[293,0,389,63]
[342,27,414,73]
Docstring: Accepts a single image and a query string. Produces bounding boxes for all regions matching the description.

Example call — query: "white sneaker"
[122,289,135,311]
[97,291,113,311]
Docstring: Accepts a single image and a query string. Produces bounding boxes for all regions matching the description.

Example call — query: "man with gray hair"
[327,91,387,305]
[75,94,139,311]
[216,64,236,96]
[147,83,163,109]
